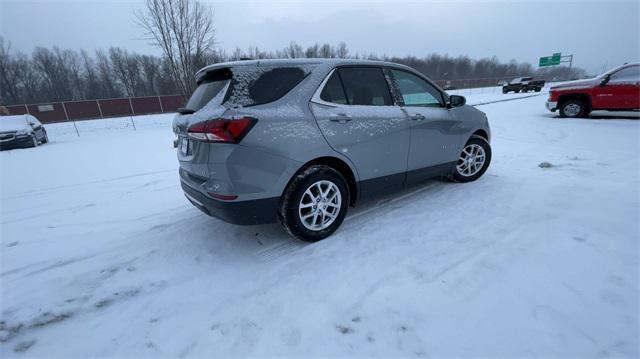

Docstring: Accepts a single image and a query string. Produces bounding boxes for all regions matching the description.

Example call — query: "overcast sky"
[1,0,638,75]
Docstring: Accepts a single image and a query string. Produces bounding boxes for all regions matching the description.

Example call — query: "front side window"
[337,67,393,106]
[610,65,640,83]
[390,69,443,107]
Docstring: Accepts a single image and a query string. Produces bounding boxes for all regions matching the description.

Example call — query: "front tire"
[30,135,38,148]
[278,165,349,242]
[450,136,492,183]
[559,99,588,118]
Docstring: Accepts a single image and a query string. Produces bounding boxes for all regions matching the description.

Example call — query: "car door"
[388,68,462,185]
[607,65,640,109]
[310,67,410,198]
[593,65,640,110]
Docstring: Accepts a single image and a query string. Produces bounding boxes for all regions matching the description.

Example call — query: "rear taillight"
[187,117,257,143]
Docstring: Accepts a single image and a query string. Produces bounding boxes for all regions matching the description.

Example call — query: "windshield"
[0,115,29,132]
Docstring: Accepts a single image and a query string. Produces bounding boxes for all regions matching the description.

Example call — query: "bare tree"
[319,43,333,58]
[0,38,22,104]
[135,0,215,96]
[285,41,303,58]
[304,43,319,58]
[32,47,73,101]
[109,47,144,97]
[335,42,349,59]
[0,34,591,106]
[95,50,122,98]
[139,54,161,95]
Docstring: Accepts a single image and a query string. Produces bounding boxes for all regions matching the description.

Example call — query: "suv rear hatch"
[174,68,232,181]
[173,63,311,188]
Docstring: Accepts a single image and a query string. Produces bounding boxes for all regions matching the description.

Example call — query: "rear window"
[185,68,232,112]
[187,66,309,111]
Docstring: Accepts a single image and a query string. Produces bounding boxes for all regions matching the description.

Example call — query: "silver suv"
[173,59,491,242]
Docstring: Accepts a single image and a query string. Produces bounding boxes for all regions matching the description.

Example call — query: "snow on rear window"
[224,66,308,108]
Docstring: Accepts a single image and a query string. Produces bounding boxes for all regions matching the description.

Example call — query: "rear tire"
[559,99,588,118]
[278,165,349,242]
[450,136,492,183]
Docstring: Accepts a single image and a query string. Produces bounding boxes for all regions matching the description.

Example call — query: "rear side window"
[225,67,307,107]
[337,67,393,106]
[188,66,309,111]
[320,71,348,104]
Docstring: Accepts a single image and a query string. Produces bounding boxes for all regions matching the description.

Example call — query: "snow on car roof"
[0,115,30,132]
[195,58,417,78]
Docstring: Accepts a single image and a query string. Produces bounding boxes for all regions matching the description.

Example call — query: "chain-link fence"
[5,95,184,123]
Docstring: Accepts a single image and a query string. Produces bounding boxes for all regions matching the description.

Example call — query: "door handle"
[410,113,426,121]
[329,113,352,123]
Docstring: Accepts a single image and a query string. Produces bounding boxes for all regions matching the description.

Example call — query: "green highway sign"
[539,53,562,67]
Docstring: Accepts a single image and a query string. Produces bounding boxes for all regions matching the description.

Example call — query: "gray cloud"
[2,0,638,74]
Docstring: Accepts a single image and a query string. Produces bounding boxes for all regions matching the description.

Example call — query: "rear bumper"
[180,180,280,225]
[546,100,558,112]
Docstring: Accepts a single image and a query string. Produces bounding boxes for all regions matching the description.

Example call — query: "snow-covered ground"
[1,92,638,357]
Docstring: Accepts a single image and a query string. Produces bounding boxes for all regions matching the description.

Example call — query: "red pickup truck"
[546,63,639,118]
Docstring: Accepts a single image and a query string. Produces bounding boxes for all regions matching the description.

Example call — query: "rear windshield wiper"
[177,107,196,115]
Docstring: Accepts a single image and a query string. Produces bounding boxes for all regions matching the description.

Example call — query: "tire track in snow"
[1,169,177,201]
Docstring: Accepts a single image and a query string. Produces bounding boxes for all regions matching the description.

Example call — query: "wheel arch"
[558,93,592,111]
[285,156,358,206]
[470,129,489,142]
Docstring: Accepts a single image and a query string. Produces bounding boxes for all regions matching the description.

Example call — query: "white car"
[0,114,49,150]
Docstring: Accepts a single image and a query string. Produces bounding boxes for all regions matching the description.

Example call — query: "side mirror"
[449,95,466,108]
[600,75,610,86]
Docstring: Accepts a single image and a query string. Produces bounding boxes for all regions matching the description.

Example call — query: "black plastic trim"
[357,162,456,203]
[181,181,280,225]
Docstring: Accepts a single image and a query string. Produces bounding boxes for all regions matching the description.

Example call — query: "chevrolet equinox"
[173,59,492,242]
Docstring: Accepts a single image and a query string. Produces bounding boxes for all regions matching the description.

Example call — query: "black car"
[0,115,49,150]
[502,77,545,93]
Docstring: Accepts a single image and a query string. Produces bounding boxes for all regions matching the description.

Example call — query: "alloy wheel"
[456,144,486,177]
[298,180,342,231]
